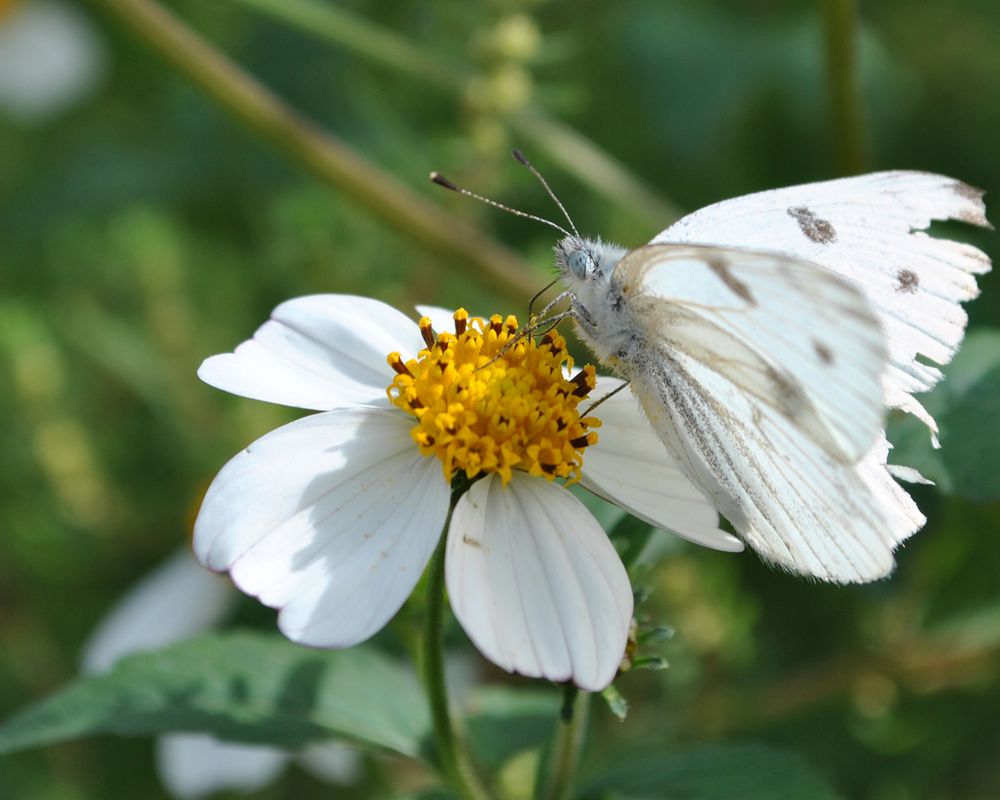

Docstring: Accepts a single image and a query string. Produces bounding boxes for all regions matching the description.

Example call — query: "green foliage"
[578,744,842,800]
[889,328,1000,500]
[938,338,1000,502]
[464,687,560,771]
[1,0,998,798]
[0,631,430,758]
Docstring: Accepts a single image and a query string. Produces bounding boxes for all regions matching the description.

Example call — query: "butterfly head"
[555,236,627,286]
[556,236,595,281]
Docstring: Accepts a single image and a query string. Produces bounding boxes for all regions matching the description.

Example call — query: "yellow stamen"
[387,352,413,377]
[387,309,600,485]
[418,317,436,348]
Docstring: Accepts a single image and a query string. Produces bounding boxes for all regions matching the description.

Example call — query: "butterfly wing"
[629,353,903,581]
[610,245,900,581]
[652,171,992,440]
[613,244,889,464]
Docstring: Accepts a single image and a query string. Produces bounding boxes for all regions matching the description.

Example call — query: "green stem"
[823,0,869,174]
[542,687,589,800]
[424,495,492,800]
[87,0,539,300]
[230,0,461,91]
[221,0,681,227]
[510,114,682,226]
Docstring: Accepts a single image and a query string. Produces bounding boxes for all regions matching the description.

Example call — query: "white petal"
[155,734,288,799]
[581,377,743,552]
[446,474,633,691]
[298,742,364,785]
[198,295,424,411]
[81,550,234,674]
[194,408,450,648]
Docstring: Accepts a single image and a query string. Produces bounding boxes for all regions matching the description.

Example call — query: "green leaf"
[888,328,1000,501]
[578,744,842,800]
[464,686,560,771]
[939,361,1000,502]
[608,513,656,572]
[600,684,629,722]
[886,412,951,491]
[0,631,430,759]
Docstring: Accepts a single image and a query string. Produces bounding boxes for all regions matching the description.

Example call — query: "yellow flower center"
[387,309,600,486]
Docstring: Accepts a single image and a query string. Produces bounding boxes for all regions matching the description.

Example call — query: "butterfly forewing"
[653,171,992,440]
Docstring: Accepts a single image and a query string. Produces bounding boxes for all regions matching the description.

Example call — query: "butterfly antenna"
[430,172,572,238]
[511,149,580,238]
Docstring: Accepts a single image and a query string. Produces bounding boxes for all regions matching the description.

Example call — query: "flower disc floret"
[387,309,599,484]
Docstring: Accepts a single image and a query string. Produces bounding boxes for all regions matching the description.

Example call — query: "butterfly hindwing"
[629,349,900,582]
[606,244,899,581]
[611,244,888,464]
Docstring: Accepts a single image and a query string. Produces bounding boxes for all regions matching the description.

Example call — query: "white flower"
[0,1,104,123]
[81,551,363,799]
[194,295,741,691]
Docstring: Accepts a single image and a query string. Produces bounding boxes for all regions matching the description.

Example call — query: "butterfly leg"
[582,380,631,416]
[527,278,560,318]
[529,289,575,325]
[474,305,578,372]
[533,306,577,333]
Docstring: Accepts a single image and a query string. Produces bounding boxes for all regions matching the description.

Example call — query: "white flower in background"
[0,1,104,123]
[195,295,742,691]
[81,551,363,800]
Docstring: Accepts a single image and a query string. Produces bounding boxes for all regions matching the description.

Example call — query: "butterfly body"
[551,171,991,583]
[555,236,632,365]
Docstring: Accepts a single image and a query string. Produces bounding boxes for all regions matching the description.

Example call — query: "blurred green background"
[1,0,998,798]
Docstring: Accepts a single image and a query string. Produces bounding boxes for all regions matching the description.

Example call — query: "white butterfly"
[433,165,991,583]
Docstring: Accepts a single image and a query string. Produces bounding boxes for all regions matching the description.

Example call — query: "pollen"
[387,310,600,485]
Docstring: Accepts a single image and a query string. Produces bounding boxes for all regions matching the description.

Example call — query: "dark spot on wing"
[813,340,834,364]
[787,206,838,244]
[896,269,919,293]
[708,258,757,305]
[953,180,984,202]
[765,365,806,417]
[951,181,992,227]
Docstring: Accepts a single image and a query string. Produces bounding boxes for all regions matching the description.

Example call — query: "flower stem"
[424,494,492,800]
[542,686,589,800]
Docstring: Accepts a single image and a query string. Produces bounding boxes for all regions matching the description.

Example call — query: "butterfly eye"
[568,250,589,279]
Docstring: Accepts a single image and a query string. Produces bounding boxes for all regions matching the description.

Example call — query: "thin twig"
[220,0,683,228]
[87,0,540,301]
[229,0,461,91]
[823,0,870,174]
